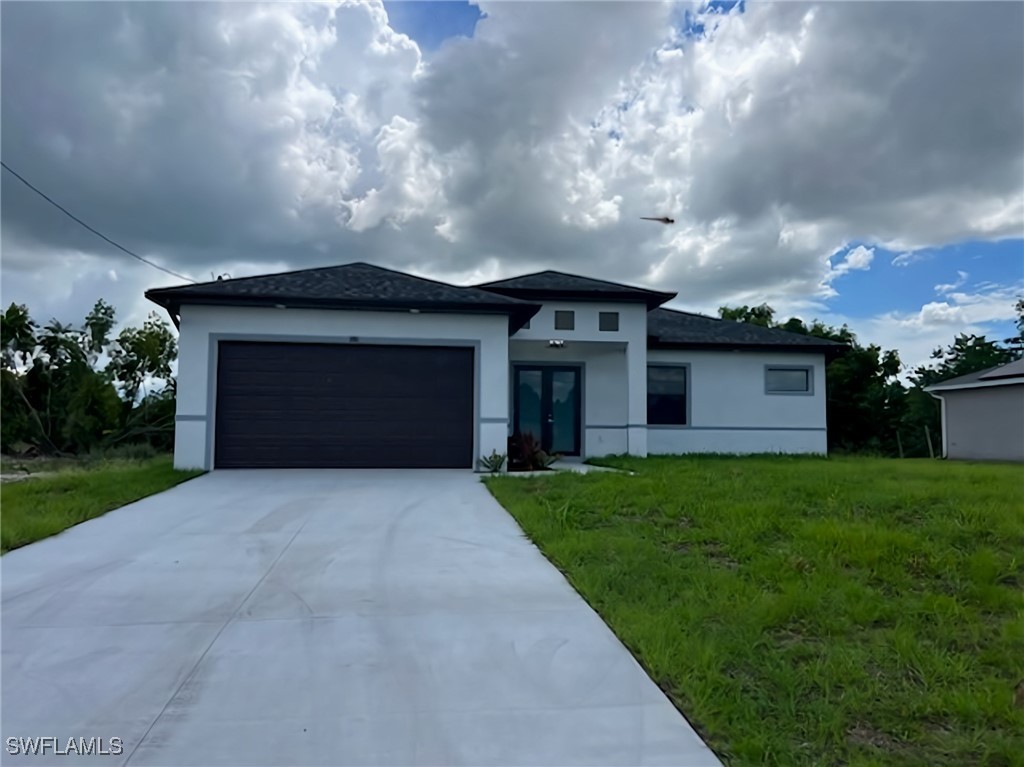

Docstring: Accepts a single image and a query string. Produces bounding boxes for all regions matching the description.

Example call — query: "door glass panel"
[516,369,543,442]
[549,370,578,454]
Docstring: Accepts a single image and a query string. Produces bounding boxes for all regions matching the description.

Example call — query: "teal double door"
[512,365,581,456]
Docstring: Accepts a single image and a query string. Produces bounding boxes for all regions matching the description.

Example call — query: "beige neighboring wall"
[940,384,1024,461]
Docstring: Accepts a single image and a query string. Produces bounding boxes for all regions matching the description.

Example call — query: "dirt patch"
[847,723,904,752]
[0,472,54,484]
[703,541,740,569]
[661,541,691,555]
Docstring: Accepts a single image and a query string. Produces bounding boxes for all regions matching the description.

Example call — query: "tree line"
[2,296,1021,459]
[719,299,1024,458]
[1,301,177,456]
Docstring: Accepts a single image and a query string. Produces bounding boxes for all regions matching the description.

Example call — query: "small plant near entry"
[508,432,560,471]
[536,450,558,469]
[478,450,507,473]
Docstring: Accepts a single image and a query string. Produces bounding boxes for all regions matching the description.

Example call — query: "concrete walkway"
[2,470,719,766]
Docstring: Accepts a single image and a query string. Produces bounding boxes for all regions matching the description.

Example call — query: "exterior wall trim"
[648,425,827,432]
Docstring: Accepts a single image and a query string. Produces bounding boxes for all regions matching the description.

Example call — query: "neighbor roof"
[924,358,1024,392]
[476,270,676,309]
[647,307,848,356]
[146,262,541,332]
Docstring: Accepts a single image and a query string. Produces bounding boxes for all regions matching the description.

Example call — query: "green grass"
[485,455,1024,767]
[1,456,202,553]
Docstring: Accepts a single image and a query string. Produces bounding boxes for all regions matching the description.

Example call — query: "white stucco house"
[146,263,846,470]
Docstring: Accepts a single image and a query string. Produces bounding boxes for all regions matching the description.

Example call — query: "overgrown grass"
[486,455,1024,767]
[1,456,202,552]
[0,443,163,476]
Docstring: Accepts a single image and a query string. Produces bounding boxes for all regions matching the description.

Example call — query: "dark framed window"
[647,365,688,425]
[554,310,575,330]
[599,311,619,331]
[765,365,812,394]
[522,318,531,329]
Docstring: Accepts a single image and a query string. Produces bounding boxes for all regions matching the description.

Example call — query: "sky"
[1,0,1022,372]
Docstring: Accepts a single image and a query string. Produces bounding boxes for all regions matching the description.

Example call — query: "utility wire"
[1,160,195,283]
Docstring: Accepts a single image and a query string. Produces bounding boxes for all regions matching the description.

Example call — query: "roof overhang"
[648,338,849,360]
[144,290,542,334]
[480,287,677,310]
[924,377,1024,394]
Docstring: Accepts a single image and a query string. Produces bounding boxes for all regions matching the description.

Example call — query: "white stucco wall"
[509,341,630,457]
[174,304,510,470]
[939,384,1024,461]
[646,349,828,455]
[511,300,648,344]
[511,301,648,456]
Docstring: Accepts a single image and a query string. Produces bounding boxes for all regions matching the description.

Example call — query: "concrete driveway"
[2,470,719,766]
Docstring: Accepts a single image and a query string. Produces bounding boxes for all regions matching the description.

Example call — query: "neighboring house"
[924,359,1024,462]
[146,263,846,470]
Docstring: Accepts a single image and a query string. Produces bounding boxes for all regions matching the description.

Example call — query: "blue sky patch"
[383,1,482,51]
[829,239,1022,317]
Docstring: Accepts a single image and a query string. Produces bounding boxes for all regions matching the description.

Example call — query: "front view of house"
[146,263,845,470]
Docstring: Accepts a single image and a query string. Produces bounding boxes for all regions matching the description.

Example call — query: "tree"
[0,301,176,455]
[0,303,37,370]
[914,333,1014,388]
[719,304,775,327]
[107,312,177,405]
[1001,297,1024,357]
[106,312,178,444]
[82,299,116,364]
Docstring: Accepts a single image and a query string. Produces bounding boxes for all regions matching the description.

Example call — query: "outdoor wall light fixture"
[547,339,566,349]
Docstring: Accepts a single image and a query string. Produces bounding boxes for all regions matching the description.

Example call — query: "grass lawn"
[1,456,203,553]
[485,455,1024,767]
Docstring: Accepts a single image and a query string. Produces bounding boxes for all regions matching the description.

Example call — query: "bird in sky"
[640,216,675,224]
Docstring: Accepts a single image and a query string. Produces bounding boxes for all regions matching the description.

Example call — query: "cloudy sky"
[2,0,1022,369]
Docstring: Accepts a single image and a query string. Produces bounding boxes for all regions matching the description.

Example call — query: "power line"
[1,160,195,284]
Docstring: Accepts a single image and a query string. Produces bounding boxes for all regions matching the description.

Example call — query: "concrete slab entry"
[2,470,721,766]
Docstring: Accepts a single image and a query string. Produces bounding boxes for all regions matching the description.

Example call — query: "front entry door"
[513,366,581,456]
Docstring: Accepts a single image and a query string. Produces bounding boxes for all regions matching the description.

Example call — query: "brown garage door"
[214,341,474,468]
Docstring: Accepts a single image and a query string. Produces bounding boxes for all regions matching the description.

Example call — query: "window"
[522,318,531,329]
[554,310,575,330]
[765,365,812,394]
[599,311,619,331]
[647,365,687,425]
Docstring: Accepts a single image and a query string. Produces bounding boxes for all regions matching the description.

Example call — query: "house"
[924,359,1024,462]
[145,262,846,470]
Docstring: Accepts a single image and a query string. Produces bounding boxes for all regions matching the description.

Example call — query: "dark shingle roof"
[146,262,540,331]
[924,358,1024,391]
[648,307,848,355]
[476,270,676,309]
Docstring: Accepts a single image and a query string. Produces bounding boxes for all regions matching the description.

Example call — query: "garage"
[214,341,474,468]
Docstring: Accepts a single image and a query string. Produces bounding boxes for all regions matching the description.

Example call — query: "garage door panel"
[214,342,474,468]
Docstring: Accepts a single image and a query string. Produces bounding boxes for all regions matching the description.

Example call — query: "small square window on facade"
[554,310,575,330]
[522,318,531,329]
[599,311,619,331]
[765,365,812,394]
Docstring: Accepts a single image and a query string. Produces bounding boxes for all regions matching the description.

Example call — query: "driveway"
[2,470,719,766]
